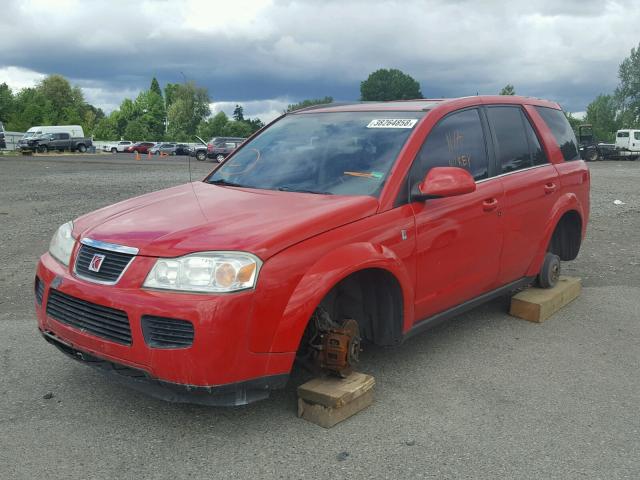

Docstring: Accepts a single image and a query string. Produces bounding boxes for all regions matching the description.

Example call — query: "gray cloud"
[0,0,637,117]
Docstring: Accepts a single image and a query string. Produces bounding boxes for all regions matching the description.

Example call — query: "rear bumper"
[35,252,295,404]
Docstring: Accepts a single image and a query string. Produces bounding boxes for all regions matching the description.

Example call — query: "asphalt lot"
[1,153,639,479]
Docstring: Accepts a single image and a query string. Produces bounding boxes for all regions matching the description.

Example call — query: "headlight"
[49,221,75,266]
[143,252,262,293]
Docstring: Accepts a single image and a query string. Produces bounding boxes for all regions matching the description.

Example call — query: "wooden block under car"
[510,276,582,323]
[297,372,375,428]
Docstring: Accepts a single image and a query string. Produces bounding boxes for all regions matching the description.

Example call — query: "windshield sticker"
[366,119,418,129]
[344,171,384,179]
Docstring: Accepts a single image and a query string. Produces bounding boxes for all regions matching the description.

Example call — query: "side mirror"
[418,167,476,199]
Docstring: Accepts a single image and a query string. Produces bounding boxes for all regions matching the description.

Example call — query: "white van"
[22,125,85,140]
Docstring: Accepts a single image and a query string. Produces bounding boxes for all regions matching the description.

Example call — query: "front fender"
[267,242,415,353]
[525,192,585,277]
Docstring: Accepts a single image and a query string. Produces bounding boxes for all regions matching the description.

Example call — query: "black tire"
[537,253,561,289]
[77,144,87,153]
[111,147,117,153]
[585,148,598,162]
[215,154,225,162]
[38,145,48,153]
[196,151,207,162]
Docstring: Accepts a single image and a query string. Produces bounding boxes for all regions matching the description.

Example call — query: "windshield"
[207,111,424,196]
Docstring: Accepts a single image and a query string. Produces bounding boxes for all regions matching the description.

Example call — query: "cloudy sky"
[1,0,638,122]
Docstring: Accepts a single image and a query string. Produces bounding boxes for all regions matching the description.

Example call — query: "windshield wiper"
[276,186,333,195]
[209,178,249,188]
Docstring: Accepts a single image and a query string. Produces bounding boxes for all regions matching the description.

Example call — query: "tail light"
[207,144,213,152]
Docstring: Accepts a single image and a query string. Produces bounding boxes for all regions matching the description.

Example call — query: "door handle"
[482,198,499,212]
[544,183,557,194]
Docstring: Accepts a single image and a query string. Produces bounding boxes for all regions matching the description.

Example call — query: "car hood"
[73,182,378,259]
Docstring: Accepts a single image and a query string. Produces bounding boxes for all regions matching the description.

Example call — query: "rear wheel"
[537,252,561,289]
[215,154,225,162]
[585,148,599,162]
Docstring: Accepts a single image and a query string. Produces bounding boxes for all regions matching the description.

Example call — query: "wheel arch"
[526,193,586,276]
[267,242,414,353]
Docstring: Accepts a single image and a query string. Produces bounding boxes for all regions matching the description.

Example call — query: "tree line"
[0,75,264,142]
[3,45,640,143]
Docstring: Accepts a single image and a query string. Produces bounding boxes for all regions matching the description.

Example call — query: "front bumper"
[35,252,294,405]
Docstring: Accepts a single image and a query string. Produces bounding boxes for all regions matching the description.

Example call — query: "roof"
[293,96,561,114]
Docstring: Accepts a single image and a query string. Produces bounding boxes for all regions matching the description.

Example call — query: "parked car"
[126,142,155,154]
[103,141,133,153]
[22,132,92,153]
[35,96,589,406]
[206,136,246,161]
[0,121,5,149]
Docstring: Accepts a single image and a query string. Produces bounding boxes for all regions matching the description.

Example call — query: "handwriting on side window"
[445,130,472,169]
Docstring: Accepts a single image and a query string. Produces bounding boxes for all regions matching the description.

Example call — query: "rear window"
[534,106,580,161]
[617,131,629,138]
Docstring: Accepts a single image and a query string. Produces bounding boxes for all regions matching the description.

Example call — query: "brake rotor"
[317,318,361,378]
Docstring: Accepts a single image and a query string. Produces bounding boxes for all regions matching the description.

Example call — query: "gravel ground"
[1,154,638,479]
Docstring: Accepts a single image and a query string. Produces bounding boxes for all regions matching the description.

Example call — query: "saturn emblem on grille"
[88,253,106,272]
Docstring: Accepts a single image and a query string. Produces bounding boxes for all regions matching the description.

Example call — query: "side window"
[534,106,581,161]
[617,131,629,138]
[61,133,70,140]
[634,132,640,141]
[523,114,548,166]
[486,106,532,173]
[410,108,488,191]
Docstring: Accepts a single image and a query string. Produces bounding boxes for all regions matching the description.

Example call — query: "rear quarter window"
[534,106,581,161]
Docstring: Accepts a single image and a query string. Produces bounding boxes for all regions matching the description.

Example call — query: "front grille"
[46,289,132,345]
[75,244,134,283]
[35,276,45,305]
[141,316,194,349]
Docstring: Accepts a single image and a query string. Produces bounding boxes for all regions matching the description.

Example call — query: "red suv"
[126,142,155,153]
[35,96,589,405]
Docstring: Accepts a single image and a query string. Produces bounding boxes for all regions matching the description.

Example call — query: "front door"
[408,108,504,322]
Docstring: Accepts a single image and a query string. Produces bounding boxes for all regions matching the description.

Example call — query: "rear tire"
[215,154,225,162]
[537,253,561,289]
[585,148,598,162]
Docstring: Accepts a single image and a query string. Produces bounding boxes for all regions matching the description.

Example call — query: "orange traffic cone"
[135,151,140,161]
[147,150,152,159]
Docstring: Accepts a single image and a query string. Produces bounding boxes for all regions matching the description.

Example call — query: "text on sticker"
[366,119,418,129]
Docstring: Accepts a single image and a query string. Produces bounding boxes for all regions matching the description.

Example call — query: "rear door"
[485,105,559,284]
[410,107,504,321]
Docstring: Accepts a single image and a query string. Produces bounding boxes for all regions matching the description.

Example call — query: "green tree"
[615,42,640,127]
[93,114,119,140]
[585,94,619,142]
[564,112,583,132]
[245,117,265,132]
[222,120,252,137]
[232,104,244,121]
[124,118,151,141]
[196,111,229,139]
[166,82,211,141]
[0,83,13,123]
[360,69,422,101]
[150,77,163,98]
[499,84,515,95]
[286,96,333,112]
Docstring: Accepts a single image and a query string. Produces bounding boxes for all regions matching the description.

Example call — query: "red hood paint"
[73,182,378,259]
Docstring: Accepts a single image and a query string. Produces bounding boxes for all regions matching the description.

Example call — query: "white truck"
[597,129,640,160]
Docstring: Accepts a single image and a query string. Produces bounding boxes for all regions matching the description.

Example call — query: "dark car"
[126,142,156,154]
[206,136,246,162]
[151,143,191,156]
[23,132,92,153]
[0,121,6,149]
